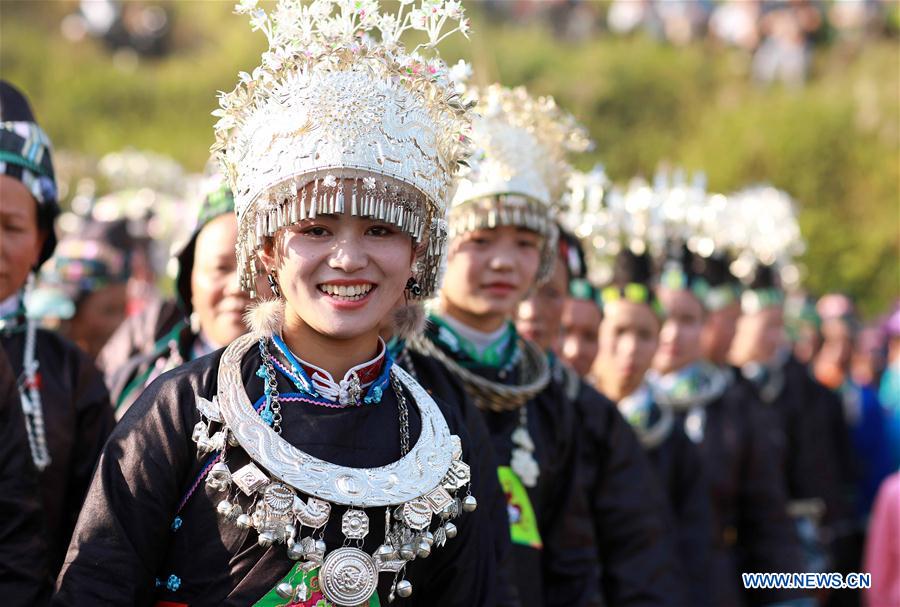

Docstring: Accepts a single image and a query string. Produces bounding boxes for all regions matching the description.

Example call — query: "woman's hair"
[558,226,587,283]
[747,263,778,291]
[689,252,735,288]
[612,248,655,288]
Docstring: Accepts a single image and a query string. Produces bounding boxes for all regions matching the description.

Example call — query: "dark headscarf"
[0,80,59,267]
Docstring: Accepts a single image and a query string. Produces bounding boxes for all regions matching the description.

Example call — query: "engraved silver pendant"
[206,461,232,491]
[402,498,433,530]
[294,496,331,529]
[341,509,369,540]
[442,460,471,491]
[424,487,453,514]
[320,547,379,606]
[263,483,295,515]
[232,463,270,495]
[196,394,222,422]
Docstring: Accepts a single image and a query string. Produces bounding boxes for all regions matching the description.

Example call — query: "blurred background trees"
[1,0,897,315]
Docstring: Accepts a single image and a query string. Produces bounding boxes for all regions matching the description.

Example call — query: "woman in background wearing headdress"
[530,228,602,378]
[730,263,849,584]
[558,281,602,378]
[34,219,131,360]
[516,222,681,607]
[587,241,712,606]
[647,178,810,607]
[55,2,502,605]
[784,294,822,367]
[412,84,676,607]
[97,176,252,418]
[0,80,114,577]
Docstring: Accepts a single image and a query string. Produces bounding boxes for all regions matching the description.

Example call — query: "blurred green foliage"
[1,0,897,316]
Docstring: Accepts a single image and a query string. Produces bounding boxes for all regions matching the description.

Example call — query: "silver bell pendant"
[257,531,276,548]
[286,539,305,560]
[275,582,294,599]
[416,540,431,559]
[444,522,458,539]
[216,499,232,516]
[235,514,252,530]
[399,543,416,561]
[462,495,478,512]
[375,543,396,562]
[395,579,413,598]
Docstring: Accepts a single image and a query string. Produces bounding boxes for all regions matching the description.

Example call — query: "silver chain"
[18,274,51,470]
[390,371,411,456]
[409,335,550,412]
[258,338,283,434]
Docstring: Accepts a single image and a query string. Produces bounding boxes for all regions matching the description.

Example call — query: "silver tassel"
[290,194,299,224]
[351,180,358,216]
[299,187,307,220]
[310,179,319,219]
[337,183,345,214]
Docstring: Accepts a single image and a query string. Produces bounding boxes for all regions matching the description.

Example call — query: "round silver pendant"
[320,547,378,606]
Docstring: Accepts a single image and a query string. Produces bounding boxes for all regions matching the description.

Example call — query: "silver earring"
[267,273,281,298]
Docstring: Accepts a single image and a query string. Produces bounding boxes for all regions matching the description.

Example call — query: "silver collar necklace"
[192,333,477,605]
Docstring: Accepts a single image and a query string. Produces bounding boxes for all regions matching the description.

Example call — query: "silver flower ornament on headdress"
[726,185,805,288]
[213,0,474,299]
[448,84,592,283]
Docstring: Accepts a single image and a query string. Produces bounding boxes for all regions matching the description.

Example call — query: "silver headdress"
[449,84,592,283]
[213,0,474,299]
[726,185,806,291]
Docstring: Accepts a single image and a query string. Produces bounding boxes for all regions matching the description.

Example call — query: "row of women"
[0,1,891,606]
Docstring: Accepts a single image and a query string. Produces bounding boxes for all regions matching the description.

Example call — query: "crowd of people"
[485,0,894,86]
[0,1,897,606]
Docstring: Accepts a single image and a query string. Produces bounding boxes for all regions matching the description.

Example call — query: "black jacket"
[559,364,683,607]
[54,345,501,606]
[410,338,599,607]
[668,374,808,606]
[1,326,113,576]
[97,298,188,417]
[632,399,713,606]
[0,347,51,606]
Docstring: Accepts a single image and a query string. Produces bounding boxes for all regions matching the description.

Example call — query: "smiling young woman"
[53,3,503,606]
